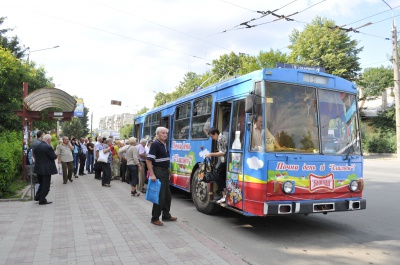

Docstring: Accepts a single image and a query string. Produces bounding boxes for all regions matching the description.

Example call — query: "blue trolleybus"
[133,67,366,216]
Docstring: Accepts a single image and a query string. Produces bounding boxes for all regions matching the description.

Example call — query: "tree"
[153,72,204,107]
[288,16,363,81]
[120,124,133,139]
[356,66,393,98]
[239,49,288,74]
[60,117,85,138]
[0,48,53,132]
[211,52,241,78]
[0,17,27,59]
[136,106,149,116]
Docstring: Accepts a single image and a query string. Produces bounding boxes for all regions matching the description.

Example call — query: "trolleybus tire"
[191,168,221,215]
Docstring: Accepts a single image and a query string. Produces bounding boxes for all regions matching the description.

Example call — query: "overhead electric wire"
[34,12,209,61]
[219,0,325,33]
[217,0,256,12]
[94,2,235,54]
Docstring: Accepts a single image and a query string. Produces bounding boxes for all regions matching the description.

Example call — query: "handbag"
[97,150,109,163]
[199,157,219,183]
[145,179,161,204]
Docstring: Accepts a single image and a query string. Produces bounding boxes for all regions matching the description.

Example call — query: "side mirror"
[245,95,254,113]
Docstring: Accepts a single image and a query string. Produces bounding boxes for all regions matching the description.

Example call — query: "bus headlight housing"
[349,180,358,192]
[282,181,294,194]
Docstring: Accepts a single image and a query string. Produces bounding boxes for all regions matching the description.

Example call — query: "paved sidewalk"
[0,174,248,265]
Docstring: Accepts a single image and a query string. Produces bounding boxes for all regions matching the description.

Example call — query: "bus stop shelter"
[16,82,77,182]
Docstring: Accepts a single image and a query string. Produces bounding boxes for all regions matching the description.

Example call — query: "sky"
[2,0,399,129]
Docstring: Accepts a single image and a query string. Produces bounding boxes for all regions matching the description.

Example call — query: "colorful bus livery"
[133,67,366,217]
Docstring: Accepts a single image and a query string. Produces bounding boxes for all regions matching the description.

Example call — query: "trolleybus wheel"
[191,168,221,215]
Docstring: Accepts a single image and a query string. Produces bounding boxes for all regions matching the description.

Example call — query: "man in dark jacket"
[33,134,58,205]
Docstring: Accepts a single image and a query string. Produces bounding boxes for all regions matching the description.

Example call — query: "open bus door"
[216,100,246,211]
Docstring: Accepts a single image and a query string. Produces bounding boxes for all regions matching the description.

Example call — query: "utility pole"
[393,20,400,160]
[384,0,400,159]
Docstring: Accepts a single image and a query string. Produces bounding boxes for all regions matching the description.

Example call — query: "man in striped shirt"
[146,127,177,226]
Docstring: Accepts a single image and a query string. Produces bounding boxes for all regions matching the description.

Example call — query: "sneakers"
[216,197,226,204]
[131,191,140,196]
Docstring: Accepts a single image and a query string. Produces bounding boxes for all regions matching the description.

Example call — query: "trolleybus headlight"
[349,180,358,192]
[282,181,294,194]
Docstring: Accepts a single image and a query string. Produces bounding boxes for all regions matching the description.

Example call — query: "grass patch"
[0,179,29,199]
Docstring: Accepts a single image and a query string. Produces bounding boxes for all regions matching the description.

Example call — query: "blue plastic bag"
[145,179,161,204]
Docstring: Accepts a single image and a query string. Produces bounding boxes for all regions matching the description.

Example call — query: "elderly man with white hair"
[33,134,58,205]
[119,137,142,196]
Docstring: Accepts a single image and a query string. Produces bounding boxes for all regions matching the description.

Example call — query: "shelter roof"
[23,88,76,112]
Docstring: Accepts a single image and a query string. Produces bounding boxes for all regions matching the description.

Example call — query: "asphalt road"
[170,157,400,265]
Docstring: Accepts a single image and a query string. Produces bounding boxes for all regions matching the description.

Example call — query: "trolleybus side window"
[192,96,212,139]
[143,112,161,140]
[143,116,151,140]
[230,99,245,149]
[151,112,161,140]
[173,103,191,140]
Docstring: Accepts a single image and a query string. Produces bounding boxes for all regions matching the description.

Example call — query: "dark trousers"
[102,163,111,185]
[61,161,74,182]
[216,162,227,191]
[36,174,51,203]
[151,168,172,222]
[94,160,102,179]
[127,165,139,186]
[120,159,127,182]
[79,154,86,174]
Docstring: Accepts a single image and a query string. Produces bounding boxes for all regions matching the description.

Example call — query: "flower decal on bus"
[247,156,264,170]
[199,149,210,159]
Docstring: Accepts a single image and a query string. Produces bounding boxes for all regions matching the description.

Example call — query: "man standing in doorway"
[146,127,177,226]
[33,134,57,205]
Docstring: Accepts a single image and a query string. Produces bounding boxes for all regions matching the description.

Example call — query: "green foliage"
[120,124,133,139]
[211,52,241,78]
[288,16,362,81]
[61,117,85,139]
[0,47,54,132]
[60,104,89,138]
[154,72,204,107]
[356,66,393,98]
[369,106,396,134]
[136,106,149,116]
[153,49,288,108]
[0,131,22,197]
[0,17,28,58]
[362,131,395,153]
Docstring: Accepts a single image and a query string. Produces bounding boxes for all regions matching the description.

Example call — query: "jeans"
[73,153,79,175]
[86,153,94,172]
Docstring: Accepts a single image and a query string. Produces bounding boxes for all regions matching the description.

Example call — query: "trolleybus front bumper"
[263,199,366,215]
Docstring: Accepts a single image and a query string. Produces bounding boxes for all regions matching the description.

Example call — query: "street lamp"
[27,45,60,63]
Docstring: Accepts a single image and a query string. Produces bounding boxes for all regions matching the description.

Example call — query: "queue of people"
[30,127,186,228]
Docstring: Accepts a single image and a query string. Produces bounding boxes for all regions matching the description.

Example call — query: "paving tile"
[0,171,248,265]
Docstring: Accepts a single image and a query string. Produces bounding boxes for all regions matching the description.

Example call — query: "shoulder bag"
[97,150,109,163]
